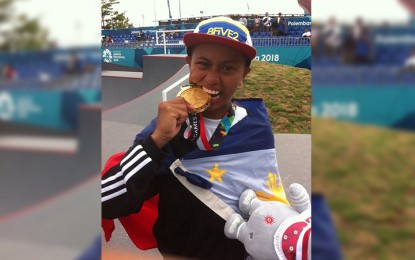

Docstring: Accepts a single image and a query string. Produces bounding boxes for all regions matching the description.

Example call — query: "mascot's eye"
[249,232,253,239]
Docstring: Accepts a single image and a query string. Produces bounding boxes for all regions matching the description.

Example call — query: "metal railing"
[252,37,311,47]
[155,29,194,54]
[102,36,311,49]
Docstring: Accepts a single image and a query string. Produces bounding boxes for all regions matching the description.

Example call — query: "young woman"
[102,17,289,259]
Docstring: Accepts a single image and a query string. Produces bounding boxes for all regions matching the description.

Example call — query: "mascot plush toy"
[224,183,311,260]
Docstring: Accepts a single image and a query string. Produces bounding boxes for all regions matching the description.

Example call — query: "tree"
[1,14,55,51]
[0,0,13,24]
[101,0,134,29]
[0,0,55,52]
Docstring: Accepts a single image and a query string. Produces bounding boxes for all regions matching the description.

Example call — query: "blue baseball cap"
[183,16,256,61]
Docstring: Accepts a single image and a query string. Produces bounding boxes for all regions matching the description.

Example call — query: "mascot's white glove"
[224,183,311,260]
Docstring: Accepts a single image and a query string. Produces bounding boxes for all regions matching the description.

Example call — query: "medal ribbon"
[198,105,235,151]
[188,112,200,142]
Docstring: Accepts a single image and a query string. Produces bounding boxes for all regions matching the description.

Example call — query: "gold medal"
[177,85,211,113]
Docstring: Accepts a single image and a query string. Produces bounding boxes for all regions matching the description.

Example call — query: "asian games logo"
[102,49,112,63]
[0,91,15,121]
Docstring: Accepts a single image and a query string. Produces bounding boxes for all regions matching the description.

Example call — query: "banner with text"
[0,89,100,131]
[312,85,415,129]
[254,46,311,68]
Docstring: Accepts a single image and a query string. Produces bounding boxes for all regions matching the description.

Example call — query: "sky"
[11,0,413,48]
[13,0,102,48]
[313,0,410,24]
[115,0,305,27]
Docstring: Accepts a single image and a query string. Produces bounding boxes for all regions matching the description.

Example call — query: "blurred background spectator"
[352,17,373,64]
[262,12,272,33]
[397,47,415,77]
[311,25,321,59]
[300,27,311,45]
[1,63,18,81]
[404,48,415,69]
[403,47,415,71]
[322,17,343,57]
[254,15,261,32]
[340,26,356,64]
[64,52,84,75]
[239,15,248,27]
[277,16,287,36]
[103,35,113,44]
[302,27,311,38]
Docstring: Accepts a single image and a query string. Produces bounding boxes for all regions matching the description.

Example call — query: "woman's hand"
[151,97,192,149]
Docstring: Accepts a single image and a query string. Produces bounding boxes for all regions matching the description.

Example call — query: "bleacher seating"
[312,22,415,86]
[0,47,101,90]
[102,16,311,48]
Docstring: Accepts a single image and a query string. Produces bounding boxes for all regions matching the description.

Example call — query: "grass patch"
[313,117,415,259]
[235,61,311,134]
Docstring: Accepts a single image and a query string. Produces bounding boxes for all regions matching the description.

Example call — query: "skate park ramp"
[102,54,187,110]
[0,105,101,259]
